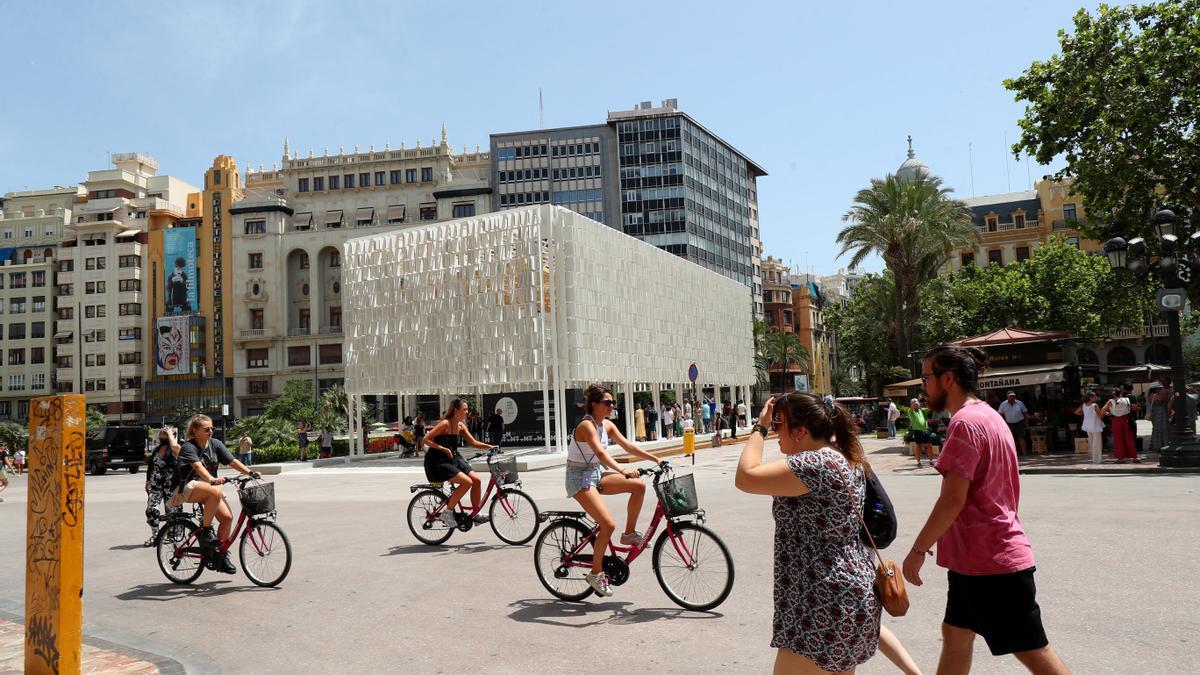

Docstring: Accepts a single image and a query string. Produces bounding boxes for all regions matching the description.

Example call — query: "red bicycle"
[533,462,734,611]
[407,448,540,545]
[155,475,293,587]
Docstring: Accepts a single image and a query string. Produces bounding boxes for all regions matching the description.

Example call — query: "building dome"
[896,135,930,182]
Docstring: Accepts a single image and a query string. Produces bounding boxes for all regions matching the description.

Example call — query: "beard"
[926,388,948,412]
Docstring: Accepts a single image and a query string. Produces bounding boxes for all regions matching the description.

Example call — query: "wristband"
[751,423,770,438]
[912,546,932,557]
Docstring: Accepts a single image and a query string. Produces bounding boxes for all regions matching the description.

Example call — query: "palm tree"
[764,330,811,393]
[751,319,771,388]
[837,173,976,361]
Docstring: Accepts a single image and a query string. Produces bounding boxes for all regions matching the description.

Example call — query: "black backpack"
[860,470,898,549]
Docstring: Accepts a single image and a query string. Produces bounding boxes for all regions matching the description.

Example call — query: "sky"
[0,0,1101,275]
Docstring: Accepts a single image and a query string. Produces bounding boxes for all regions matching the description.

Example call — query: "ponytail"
[776,393,869,470]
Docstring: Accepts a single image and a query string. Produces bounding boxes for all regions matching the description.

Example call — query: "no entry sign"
[688,363,699,383]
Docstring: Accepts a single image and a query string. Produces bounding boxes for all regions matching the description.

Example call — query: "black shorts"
[944,567,1048,656]
[912,430,930,444]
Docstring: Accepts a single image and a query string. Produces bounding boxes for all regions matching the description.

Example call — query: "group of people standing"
[643,398,749,442]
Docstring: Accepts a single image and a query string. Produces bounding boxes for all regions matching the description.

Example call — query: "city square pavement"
[0,437,1196,674]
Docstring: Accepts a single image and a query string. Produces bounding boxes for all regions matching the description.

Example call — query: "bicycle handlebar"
[637,461,672,481]
[468,447,503,462]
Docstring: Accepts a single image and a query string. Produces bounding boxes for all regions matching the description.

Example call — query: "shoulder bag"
[834,459,910,617]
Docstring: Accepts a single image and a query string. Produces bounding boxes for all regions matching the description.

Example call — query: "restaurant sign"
[978,367,1065,390]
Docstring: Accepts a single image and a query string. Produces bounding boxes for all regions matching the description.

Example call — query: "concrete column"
[651,383,662,440]
[622,382,634,442]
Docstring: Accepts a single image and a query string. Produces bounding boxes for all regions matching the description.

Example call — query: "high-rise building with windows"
[492,99,767,315]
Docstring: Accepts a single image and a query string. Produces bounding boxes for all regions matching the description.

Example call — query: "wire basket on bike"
[239,481,276,516]
[654,472,699,517]
[489,455,520,485]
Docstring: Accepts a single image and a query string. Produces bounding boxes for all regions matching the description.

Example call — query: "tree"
[751,319,771,388]
[825,272,901,394]
[1006,2,1200,241]
[85,409,107,435]
[0,421,29,451]
[264,380,320,426]
[838,173,977,362]
[228,415,296,448]
[763,330,810,393]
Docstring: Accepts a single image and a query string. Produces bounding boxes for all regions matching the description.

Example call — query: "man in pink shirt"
[902,345,1070,675]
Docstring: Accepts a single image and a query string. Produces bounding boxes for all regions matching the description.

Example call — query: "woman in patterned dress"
[143,426,182,546]
[735,392,881,674]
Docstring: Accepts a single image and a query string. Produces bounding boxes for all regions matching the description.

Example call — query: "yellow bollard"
[25,394,86,675]
[682,423,695,466]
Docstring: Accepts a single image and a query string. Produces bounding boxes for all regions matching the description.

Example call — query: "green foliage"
[228,415,296,449]
[250,444,301,464]
[85,409,107,434]
[1006,1,1200,240]
[264,380,320,425]
[763,330,811,393]
[825,273,898,394]
[0,421,29,451]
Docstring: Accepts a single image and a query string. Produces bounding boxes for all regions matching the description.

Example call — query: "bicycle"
[407,448,540,546]
[155,475,293,588]
[533,462,734,611]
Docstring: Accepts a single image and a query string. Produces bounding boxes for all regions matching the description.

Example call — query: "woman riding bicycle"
[171,414,257,574]
[567,384,662,597]
[423,399,496,527]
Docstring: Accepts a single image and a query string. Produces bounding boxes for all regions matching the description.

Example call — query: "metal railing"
[288,327,310,336]
[319,325,343,334]
[240,329,267,338]
[1052,218,1084,230]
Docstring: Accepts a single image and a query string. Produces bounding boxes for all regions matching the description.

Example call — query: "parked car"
[86,426,147,475]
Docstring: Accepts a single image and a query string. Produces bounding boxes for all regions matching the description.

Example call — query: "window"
[344,173,355,189]
[83,378,104,392]
[359,172,370,188]
[390,170,402,184]
[57,355,72,368]
[32,271,45,287]
[421,167,433,182]
[119,279,140,292]
[96,257,106,269]
[7,348,23,365]
[119,303,141,316]
[247,348,269,368]
[419,204,437,221]
[375,171,385,186]
[58,307,73,320]
[31,347,44,364]
[31,296,44,312]
[10,273,25,288]
[1014,213,1026,229]
[406,168,417,183]
[328,305,341,327]
[960,252,975,267]
[118,255,140,268]
[330,252,340,267]
[298,308,310,331]
[85,353,105,367]
[985,216,998,232]
[119,328,141,340]
[298,178,309,192]
[85,304,105,318]
[118,352,141,365]
[452,203,475,218]
[250,308,264,329]
[244,220,267,235]
[1066,236,1081,249]
[31,321,44,338]
[248,253,263,269]
[86,281,106,294]
[313,176,324,191]
[1063,203,1077,222]
[1016,246,1031,262]
[248,379,270,394]
[318,343,342,364]
[288,345,310,366]
[84,329,106,342]
[328,175,339,190]
[10,375,26,391]
[59,260,73,272]
[299,252,309,269]
[10,299,25,314]
[987,249,1003,265]
[56,381,73,393]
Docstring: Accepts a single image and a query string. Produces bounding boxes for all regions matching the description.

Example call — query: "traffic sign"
[688,363,699,383]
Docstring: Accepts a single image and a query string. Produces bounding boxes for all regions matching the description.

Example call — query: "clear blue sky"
[0,1,1099,274]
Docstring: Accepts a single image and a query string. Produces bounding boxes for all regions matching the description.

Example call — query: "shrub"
[251,444,300,464]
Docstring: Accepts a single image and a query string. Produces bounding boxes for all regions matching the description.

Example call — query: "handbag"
[835,460,910,617]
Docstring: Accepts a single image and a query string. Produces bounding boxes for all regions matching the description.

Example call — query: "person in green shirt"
[907,398,935,468]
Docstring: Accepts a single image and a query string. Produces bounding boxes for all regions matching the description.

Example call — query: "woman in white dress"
[1076,392,1105,464]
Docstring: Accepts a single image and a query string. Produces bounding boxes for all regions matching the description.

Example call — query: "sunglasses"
[597,399,616,407]
[200,426,214,432]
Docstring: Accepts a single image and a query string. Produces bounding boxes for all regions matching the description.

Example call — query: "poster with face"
[163,227,198,314]
[156,315,190,375]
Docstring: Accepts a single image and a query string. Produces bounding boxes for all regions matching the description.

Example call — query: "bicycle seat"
[430,482,444,488]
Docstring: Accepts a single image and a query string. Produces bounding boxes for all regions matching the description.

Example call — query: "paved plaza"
[1,437,1197,674]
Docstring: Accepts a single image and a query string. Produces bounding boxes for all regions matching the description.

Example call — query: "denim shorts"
[565,462,604,497]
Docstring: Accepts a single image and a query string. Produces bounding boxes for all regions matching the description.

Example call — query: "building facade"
[54,153,198,423]
[0,186,80,422]
[791,277,833,395]
[493,99,766,316]
[230,133,492,419]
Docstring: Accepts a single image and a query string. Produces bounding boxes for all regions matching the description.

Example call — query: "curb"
[1019,466,1200,475]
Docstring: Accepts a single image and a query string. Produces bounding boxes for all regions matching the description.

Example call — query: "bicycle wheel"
[533,519,595,602]
[239,520,293,587]
[652,522,735,611]
[156,519,204,585]
[489,488,539,545]
[407,489,454,545]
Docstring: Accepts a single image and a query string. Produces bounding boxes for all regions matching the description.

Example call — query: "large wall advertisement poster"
[163,227,198,314]
[156,315,190,376]
[482,389,585,446]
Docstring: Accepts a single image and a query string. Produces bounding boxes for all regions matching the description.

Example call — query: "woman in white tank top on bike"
[566,384,662,597]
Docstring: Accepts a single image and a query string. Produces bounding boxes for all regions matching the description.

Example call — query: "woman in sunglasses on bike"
[171,414,257,574]
[567,384,662,597]
[423,399,497,527]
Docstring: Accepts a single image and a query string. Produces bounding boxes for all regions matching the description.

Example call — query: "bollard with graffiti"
[25,394,85,674]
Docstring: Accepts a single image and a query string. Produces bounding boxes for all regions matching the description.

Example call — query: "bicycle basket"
[654,473,699,517]
[239,482,276,515]
[489,456,519,485]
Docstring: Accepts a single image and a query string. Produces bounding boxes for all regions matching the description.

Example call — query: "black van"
[86,426,147,475]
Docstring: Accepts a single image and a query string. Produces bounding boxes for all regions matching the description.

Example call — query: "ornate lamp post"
[1104,209,1200,468]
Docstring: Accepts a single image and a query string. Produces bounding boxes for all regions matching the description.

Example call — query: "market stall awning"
[883,378,921,398]
[1108,363,1171,374]
[978,364,1066,390]
[952,327,1072,347]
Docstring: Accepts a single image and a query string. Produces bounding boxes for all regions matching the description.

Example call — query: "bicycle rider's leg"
[465,470,483,510]
[598,472,645,540]
[444,472,472,510]
[213,493,234,542]
[573,487,615,574]
[185,482,224,531]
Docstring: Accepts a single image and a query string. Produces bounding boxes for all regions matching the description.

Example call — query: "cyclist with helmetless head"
[423,399,497,527]
[171,414,257,574]
[567,384,662,597]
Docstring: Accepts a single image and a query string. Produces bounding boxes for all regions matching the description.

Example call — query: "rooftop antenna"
[538,87,544,129]
[968,142,976,197]
[1025,152,1033,189]
[1003,131,1012,192]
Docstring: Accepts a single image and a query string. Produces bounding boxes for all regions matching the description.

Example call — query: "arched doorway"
[1077,348,1099,365]
[1107,346,1136,367]
[1145,344,1171,365]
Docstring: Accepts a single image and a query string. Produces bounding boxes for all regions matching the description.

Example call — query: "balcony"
[288,327,311,337]
[319,325,343,335]
[239,328,268,338]
[1111,324,1171,339]
[1052,218,1085,231]
[981,219,1039,233]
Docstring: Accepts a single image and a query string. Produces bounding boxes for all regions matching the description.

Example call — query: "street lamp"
[1103,207,1200,468]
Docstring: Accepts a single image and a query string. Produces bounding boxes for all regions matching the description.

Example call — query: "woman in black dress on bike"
[423,399,496,527]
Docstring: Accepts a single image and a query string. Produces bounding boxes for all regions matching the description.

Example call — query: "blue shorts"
[565,463,605,497]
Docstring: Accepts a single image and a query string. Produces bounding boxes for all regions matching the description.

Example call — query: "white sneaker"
[619,531,645,546]
[585,571,613,597]
[439,511,458,527]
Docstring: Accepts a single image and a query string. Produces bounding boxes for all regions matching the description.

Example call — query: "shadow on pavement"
[506,599,722,628]
[109,543,148,551]
[115,581,278,602]
[384,542,526,557]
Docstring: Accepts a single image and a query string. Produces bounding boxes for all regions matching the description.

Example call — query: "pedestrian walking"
[297,421,310,462]
[907,399,935,468]
[13,448,25,475]
[0,445,10,502]
[144,426,182,546]
[486,408,505,447]
[673,402,683,437]
[903,346,1070,674]
[645,403,658,441]
[320,427,334,459]
[735,393,881,673]
[701,399,712,433]
[997,391,1030,455]
[661,403,675,440]
[1075,393,1104,465]
[887,399,901,439]
[237,434,253,466]
[724,402,737,441]
[1147,377,1171,454]
[1102,387,1138,463]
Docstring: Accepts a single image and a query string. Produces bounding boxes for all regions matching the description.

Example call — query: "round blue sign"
[688,363,699,383]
